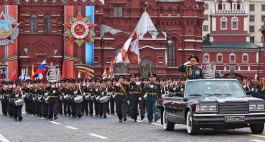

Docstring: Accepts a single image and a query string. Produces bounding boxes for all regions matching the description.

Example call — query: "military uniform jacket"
[114,84,129,97]
[178,65,204,79]
[144,82,161,98]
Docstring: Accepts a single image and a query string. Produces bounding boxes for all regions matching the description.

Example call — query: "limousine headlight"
[196,104,217,112]
[249,103,265,111]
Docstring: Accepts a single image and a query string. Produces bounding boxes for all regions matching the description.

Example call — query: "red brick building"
[94,0,205,78]
[202,0,265,79]
[0,0,205,79]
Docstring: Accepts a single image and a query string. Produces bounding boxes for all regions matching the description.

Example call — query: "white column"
[256,52,259,63]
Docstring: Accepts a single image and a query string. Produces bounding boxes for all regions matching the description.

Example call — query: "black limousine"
[158,79,265,135]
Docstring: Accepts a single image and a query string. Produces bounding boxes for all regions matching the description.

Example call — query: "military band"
[1,71,264,123]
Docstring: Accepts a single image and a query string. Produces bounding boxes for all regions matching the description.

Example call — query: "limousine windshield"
[185,80,246,98]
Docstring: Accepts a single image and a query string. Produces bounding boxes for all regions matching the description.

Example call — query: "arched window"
[168,7,172,15]
[30,14,38,32]
[167,37,176,66]
[242,53,249,63]
[44,14,51,32]
[141,59,154,78]
[203,53,210,63]
[217,53,223,63]
[160,7,164,15]
[220,17,227,30]
[229,53,236,63]
[231,17,238,30]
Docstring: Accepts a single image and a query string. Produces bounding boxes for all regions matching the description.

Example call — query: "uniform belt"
[116,93,125,95]
[147,93,157,95]
[49,96,58,98]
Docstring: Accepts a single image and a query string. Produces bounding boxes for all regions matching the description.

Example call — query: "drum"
[74,96,83,103]
[85,93,91,101]
[99,96,111,103]
[96,96,101,102]
[91,95,96,101]
[15,99,24,106]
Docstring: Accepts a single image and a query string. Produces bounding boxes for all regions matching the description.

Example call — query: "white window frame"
[203,53,210,63]
[216,53,223,63]
[242,53,249,63]
[229,53,236,63]
[231,17,238,30]
[220,17,227,30]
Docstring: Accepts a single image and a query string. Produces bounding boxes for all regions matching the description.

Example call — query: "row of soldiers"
[0,73,187,123]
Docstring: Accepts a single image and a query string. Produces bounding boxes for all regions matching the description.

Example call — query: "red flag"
[109,61,114,78]
[102,67,108,79]
[85,72,90,79]
[42,69,46,84]
[115,31,140,64]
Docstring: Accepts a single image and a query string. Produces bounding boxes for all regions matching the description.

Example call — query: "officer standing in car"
[178,55,204,80]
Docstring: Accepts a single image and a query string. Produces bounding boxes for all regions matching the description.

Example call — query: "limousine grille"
[218,102,249,114]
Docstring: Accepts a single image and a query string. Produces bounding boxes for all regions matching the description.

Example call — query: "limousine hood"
[193,96,264,103]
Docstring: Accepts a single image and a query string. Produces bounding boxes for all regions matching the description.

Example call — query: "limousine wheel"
[250,123,264,134]
[163,109,174,131]
[186,111,200,135]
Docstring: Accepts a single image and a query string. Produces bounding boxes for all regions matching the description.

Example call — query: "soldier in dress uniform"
[129,74,144,122]
[178,55,204,80]
[94,79,101,117]
[98,80,108,118]
[89,79,96,116]
[73,83,83,118]
[114,75,129,123]
[48,82,59,120]
[11,86,23,121]
[143,73,161,123]
[135,73,145,120]
[110,78,117,115]
[1,82,8,116]
[82,80,90,116]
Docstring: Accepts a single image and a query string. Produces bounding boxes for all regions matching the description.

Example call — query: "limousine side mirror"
[183,98,188,102]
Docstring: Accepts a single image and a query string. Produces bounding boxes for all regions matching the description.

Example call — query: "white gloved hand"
[184,61,191,66]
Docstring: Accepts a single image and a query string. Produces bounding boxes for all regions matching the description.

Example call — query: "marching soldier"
[98,80,108,118]
[144,73,161,124]
[73,83,83,118]
[82,81,90,116]
[110,78,117,115]
[129,74,143,122]
[114,75,129,123]
[178,55,204,80]
[89,79,96,116]
[94,79,101,117]
[48,82,59,121]
[135,73,145,120]
[1,82,8,116]
[11,86,23,121]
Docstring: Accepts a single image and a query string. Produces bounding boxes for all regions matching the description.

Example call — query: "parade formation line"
[49,121,61,125]
[65,126,78,130]
[0,133,10,142]
[88,133,107,140]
